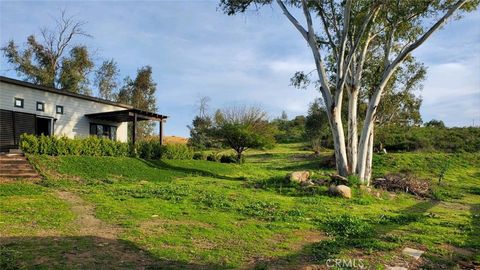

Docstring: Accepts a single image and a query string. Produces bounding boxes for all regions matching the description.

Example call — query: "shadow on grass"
[137,158,244,181]
[0,236,225,270]
[257,200,441,269]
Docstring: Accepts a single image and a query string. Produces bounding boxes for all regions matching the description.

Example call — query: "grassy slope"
[0,143,479,269]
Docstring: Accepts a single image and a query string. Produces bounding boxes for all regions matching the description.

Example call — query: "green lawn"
[1,143,479,269]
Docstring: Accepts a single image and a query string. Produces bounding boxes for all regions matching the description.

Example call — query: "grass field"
[1,143,479,269]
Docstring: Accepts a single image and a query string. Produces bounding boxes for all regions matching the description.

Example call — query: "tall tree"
[188,96,216,150]
[95,59,120,100]
[117,66,158,140]
[1,11,93,92]
[58,46,94,95]
[220,0,477,184]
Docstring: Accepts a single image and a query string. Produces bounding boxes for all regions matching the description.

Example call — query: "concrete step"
[0,173,39,178]
[0,159,29,164]
[1,168,37,174]
[0,164,34,169]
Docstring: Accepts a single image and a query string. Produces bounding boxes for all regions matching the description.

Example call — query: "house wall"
[0,81,128,142]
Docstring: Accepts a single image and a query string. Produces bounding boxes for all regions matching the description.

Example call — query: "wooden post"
[132,113,137,145]
[159,119,164,145]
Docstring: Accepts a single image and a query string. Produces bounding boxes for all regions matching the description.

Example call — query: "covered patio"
[86,109,168,145]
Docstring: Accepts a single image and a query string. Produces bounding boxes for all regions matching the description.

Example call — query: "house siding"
[0,81,128,142]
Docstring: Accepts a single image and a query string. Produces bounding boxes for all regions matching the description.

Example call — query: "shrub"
[19,134,38,154]
[193,152,208,160]
[162,143,194,159]
[220,154,238,163]
[19,134,129,157]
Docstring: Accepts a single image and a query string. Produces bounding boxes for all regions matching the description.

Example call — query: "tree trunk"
[347,87,358,174]
[330,107,349,176]
[363,127,374,185]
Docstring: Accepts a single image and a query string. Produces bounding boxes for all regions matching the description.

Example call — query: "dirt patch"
[55,191,121,239]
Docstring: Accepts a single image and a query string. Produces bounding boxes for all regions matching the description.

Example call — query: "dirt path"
[56,191,122,239]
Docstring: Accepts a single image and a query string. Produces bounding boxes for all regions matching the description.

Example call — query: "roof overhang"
[85,109,168,122]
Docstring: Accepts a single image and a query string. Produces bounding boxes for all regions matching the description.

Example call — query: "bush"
[193,152,208,160]
[220,154,238,163]
[162,144,194,159]
[20,134,129,157]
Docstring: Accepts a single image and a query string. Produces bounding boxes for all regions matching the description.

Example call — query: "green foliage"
[162,144,194,160]
[0,245,21,270]
[95,59,119,101]
[375,126,480,152]
[137,141,194,160]
[323,214,372,238]
[271,114,306,143]
[20,134,129,156]
[117,66,158,140]
[188,116,218,150]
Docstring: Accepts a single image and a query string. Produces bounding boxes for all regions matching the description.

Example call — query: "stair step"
[0,160,29,164]
[1,168,37,173]
[0,173,39,178]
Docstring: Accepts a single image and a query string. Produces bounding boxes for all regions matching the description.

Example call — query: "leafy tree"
[187,96,217,150]
[220,0,477,184]
[213,106,275,161]
[1,11,93,93]
[424,119,446,128]
[95,59,120,100]
[58,46,94,95]
[305,99,331,153]
[117,66,158,140]
[271,114,306,143]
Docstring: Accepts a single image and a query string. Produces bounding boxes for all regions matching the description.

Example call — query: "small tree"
[213,106,275,162]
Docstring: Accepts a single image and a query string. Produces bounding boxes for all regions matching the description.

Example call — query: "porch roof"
[85,109,167,122]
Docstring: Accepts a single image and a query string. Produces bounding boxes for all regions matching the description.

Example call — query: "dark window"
[56,105,63,114]
[36,102,45,112]
[89,123,117,140]
[14,98,24,108]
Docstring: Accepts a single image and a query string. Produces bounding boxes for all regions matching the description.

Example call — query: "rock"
[330,174,349,185]
[402,247,424,260]
[385,266,407,270]
[336,185,352,199]
[328,185,352,199]
[287,171,310,183]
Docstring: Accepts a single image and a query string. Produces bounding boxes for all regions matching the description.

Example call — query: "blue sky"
[1,1,479,137]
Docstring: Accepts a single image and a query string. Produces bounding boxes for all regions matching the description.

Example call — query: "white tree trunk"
[364,127,374,185]
[347,88,358,174]
[330,107,349,176]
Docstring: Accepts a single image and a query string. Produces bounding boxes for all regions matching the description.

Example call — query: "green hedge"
[137,141,193,160]
[20,134,194,159]
[20,134,129,156]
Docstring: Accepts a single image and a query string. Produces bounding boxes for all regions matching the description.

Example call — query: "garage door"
[0,109,36,152]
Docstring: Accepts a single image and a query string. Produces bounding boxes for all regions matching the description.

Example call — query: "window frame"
[89,123,117,140]
[14,98,24,108]
[56,105,64,114]
[36,101,45,112]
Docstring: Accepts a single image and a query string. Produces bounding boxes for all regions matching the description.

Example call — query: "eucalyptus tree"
[95,59,120,101]
[220,0,478,184]
[2,11,93,93]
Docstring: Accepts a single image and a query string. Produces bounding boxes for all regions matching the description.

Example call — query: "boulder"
[301,180,315,187]
[329,184,352,199]
[336,185,352,199]
[287,171,310,183]
[330,174,349,185]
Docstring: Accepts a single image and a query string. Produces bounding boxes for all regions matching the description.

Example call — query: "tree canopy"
[220,0,478,183]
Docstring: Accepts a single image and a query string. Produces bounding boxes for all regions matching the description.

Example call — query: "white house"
[0,76,167,152]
